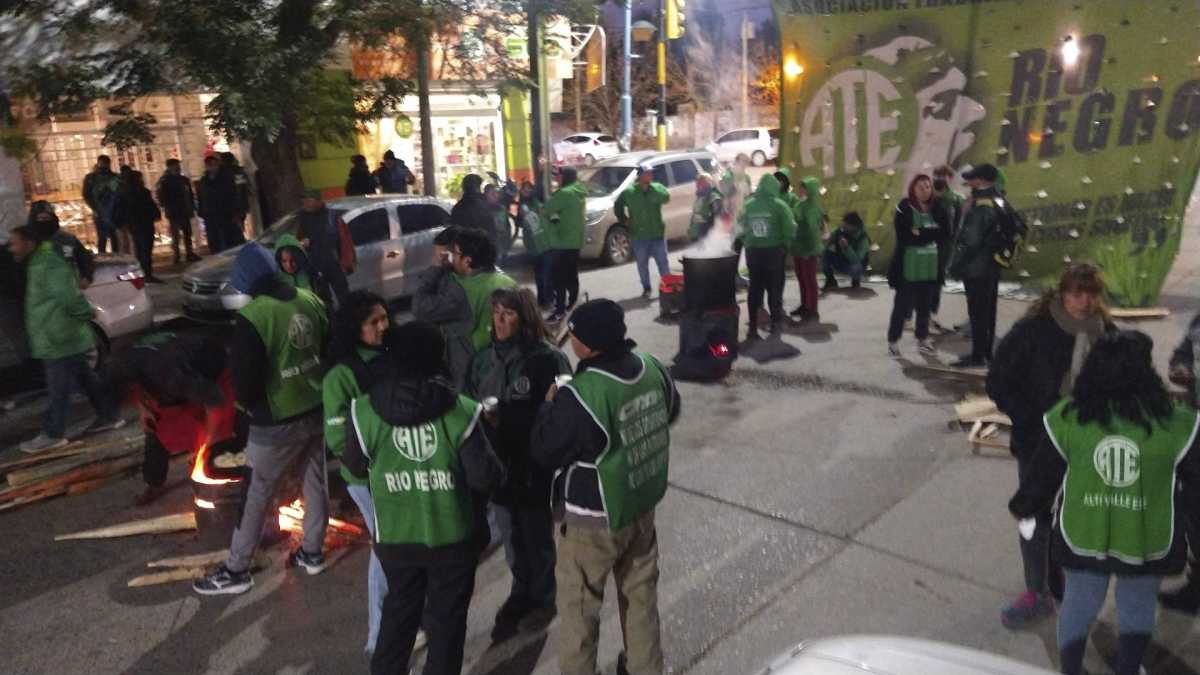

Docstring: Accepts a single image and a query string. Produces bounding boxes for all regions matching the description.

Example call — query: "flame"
[194,498,217,509]
[277,499,365,536]
[190,443,235,486]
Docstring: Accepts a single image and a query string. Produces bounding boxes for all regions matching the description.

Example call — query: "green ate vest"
[564,353,671,531]
[237,289,327,421]
[1045,400,1199,565]
[903,210,940,282]
[455,271,518,351]
[351,394,481,547]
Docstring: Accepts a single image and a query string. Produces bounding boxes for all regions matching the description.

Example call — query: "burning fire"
[278,499,365,537]
[191,444,236,486]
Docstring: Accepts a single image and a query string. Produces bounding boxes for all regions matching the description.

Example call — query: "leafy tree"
[1,0,599,217]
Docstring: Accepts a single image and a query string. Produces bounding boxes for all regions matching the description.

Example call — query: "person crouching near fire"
[343,320,505,675]
[107,331,239,507]
[531,299,681,675]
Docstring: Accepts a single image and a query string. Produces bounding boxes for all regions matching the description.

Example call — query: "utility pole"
[620,0,633,151]
[574,63,583,131]
[528,3,551,199]
[740,14,751,128]
[656,0,667,150]
[416,31,436,197]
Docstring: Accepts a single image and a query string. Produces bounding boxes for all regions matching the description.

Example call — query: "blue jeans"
[633,238,670,292]
[1058,569,1160,674]
[347,484,387,654]
[44,352,114,439]
[822,251,864,282]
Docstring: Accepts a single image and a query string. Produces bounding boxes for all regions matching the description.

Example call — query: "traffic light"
[666,0,685,40]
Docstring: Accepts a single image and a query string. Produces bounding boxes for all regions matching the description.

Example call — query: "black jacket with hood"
[343,374,505,565]
[450,174,494,234]
[531,343,681,528]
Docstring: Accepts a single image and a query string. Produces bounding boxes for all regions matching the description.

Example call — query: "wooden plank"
[147,550,229,569]
[66,477,111,496]
[1110,307,1170,320]
[128,566,209,588]
[0,454,141,504]
[913,364,988,380]
[55,512,196,541]
[0,435,141,474]
[7,443,142,488]
[968,421,1010,449]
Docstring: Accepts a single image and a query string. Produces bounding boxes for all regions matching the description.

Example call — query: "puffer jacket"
[24,241,95,360]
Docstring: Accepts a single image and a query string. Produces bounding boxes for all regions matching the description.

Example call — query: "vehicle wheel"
[602,226,633,266]
[88,323,110,373]
[584,154,596,167]
[751,150,767,167]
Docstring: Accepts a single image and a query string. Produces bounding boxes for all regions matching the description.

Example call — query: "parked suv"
[554,132,621,167]
[706,127,780,166]
[181,195,451,318]
[576,150,719,265]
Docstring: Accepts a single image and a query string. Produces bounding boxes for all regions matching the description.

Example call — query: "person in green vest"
[322,290,391,654]
[531,299,681,675]
[414,226,475,391]
[1009,330,1200,675]
[195,242,330,596]
[343,320,504,675]
[789,175,825,321]
[735,174,797,339]
[885,174,951,357]
[8,226,125,454]
[688,173,723,242]
[822,211,870,289]
[542,167,588,321]
[451,228,518,352]
[615,166,671,299]
[466,287,571,641]
[931,164,965,333]
[517,181,552,307]
[274,233,332,304]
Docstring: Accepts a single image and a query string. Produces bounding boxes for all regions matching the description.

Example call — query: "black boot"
[822,275,839,291]
[1160,577,1200,614]
[1116,632,1152,675]
[1059,638,1088,675]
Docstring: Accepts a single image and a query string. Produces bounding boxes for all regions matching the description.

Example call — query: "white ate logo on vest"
[393,423,439,463]
[1093,436,1140,488]
[288,314,315,350]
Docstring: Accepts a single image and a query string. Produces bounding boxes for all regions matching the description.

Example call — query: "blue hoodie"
[231,243,279,295]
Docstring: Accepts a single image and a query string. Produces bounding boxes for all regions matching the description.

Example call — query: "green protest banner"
[773,0,1200,306]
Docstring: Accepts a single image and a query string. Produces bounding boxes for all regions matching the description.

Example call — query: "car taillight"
[118,270,146,290]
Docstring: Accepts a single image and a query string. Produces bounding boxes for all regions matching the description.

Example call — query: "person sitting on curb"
[822,211,869,290]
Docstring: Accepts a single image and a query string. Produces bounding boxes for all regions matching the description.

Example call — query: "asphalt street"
[2,182,1199,675]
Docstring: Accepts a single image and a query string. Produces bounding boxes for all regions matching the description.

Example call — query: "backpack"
[988,195,1028,269]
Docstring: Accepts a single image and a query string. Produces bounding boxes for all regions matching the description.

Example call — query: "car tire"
[87,323,110,373]
[602,225,633,266]
[584,154,596,167]
[751,150,767,167]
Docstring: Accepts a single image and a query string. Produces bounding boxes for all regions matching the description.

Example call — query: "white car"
[554,132,622,167]
[706,127,780,166]
[755,636,1056,675]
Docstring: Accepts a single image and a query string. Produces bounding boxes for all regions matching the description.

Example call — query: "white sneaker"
[888,342,901,357]
[83,417,128,434]
[20,434,70,454]
[918,339,937,355]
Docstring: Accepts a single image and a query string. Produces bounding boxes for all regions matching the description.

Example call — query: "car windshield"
[578,166,635,198]
[255,209,348,247]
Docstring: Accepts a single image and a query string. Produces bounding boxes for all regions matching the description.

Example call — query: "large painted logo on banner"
[773,0,1200,305]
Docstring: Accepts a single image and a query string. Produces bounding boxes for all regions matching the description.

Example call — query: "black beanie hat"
[386,321,446,377]
[568,299,626,353]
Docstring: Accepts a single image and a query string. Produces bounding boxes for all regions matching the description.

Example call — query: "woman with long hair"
[465,287,570,641]
[886,174,951,355]
[987,263,1113,629]
[321,290,391,655]
[1010,331,1200,675]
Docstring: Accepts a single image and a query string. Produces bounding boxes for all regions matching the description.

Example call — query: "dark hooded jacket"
[343,374,505,564]
[345,165,377,197]
[887,197,952,288]
[450,174,494,234]
[30,214,95,284]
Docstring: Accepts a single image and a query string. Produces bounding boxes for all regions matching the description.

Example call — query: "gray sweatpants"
[226,415,328,572]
